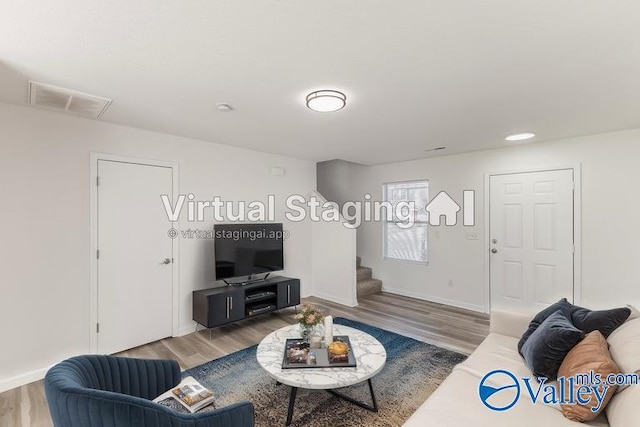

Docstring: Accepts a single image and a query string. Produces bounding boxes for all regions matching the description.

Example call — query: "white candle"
[310,335,322,349]
[324,315,333,344]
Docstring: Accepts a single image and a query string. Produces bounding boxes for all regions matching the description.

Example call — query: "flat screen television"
[214,223,284,281]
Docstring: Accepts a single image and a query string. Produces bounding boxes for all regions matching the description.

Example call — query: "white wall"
[315,161,361,304]
[316,159,365,206]
[309,191,358,308]
[0,102,316,392]
[345,129,640,313]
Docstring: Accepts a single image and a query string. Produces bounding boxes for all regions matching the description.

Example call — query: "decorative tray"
[281,335,357,369]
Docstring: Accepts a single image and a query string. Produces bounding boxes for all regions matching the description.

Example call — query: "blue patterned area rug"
[184,318,466,427]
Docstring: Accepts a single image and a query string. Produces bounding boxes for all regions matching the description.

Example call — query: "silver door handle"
[491,248,498,254]
[226,297,230,318]
[287,285,290,304]
[161,258,171,264]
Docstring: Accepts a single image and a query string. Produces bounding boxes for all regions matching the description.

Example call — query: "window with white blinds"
[383,180,429,263]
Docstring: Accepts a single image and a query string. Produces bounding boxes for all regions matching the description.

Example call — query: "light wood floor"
[0,293,489,427]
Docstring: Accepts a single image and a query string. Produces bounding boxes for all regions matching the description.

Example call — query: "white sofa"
[403,309,640,426]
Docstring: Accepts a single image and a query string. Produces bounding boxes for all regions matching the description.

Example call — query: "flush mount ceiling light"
[505,132,535,141]
[306,90,346,112]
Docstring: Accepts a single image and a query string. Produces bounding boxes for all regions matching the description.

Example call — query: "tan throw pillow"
[558,331,619,422]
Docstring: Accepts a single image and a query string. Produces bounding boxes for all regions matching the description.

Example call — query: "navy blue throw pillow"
[518,298,573,355]
[570,306,631,338]
[520,310,585,380]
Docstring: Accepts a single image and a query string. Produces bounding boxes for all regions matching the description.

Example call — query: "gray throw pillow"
[518,298,573,355]
[518,299,631,354]
[520,310,585,380]
[570,306,631,338]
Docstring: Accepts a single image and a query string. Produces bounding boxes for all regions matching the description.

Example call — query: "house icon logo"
[425,190,475,226]
[425,191,460,225]
[478,370,521,411]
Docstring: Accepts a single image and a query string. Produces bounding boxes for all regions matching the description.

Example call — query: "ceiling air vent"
[424,146,446,152]
[28,81,112,119]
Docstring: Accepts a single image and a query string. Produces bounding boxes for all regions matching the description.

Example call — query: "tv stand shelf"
[193,276,300,329]
[245,290,277,304]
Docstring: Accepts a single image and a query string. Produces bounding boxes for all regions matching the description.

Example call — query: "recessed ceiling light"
[306,90,346,112]
[505,132,535,141]
[216,103,233,112]
[424,146,446,152]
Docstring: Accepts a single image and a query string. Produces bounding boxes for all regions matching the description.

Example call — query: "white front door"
[489,169,574,311]
[97,160,174,354]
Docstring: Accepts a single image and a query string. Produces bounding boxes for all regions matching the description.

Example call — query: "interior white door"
[489,169,574,311]
[97,160,173,354]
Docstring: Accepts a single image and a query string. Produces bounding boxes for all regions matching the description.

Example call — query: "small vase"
[299,323,314,342]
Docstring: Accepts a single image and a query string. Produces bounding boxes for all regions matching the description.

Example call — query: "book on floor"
[153,376,216,413]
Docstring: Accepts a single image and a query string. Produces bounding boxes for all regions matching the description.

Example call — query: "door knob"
[491,248,498,254]
[161,258,171,264]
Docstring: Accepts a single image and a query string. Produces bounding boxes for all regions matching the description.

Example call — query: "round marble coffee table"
[257,323,387,426]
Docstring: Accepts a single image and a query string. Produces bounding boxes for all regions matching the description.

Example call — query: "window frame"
[382,179,429,265]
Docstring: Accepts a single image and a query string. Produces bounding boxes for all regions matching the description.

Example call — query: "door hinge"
[569,181,575,191]
[96,249,100,259]
[96,323,100,333]
[96,176,100,186]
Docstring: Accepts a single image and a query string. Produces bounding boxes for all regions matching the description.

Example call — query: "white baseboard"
[177,324,198,337]
[311,291,358,308]
[0,366,50,394]
[382,286,487,313]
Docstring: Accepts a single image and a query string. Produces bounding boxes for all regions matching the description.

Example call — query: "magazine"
[153,376,216,413]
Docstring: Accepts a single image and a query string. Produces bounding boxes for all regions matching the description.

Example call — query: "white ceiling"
[1,1,640,165]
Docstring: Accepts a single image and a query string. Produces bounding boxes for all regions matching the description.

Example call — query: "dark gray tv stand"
[192,276,300,329]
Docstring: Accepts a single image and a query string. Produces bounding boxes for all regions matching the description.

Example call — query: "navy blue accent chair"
[45,355,254,427]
